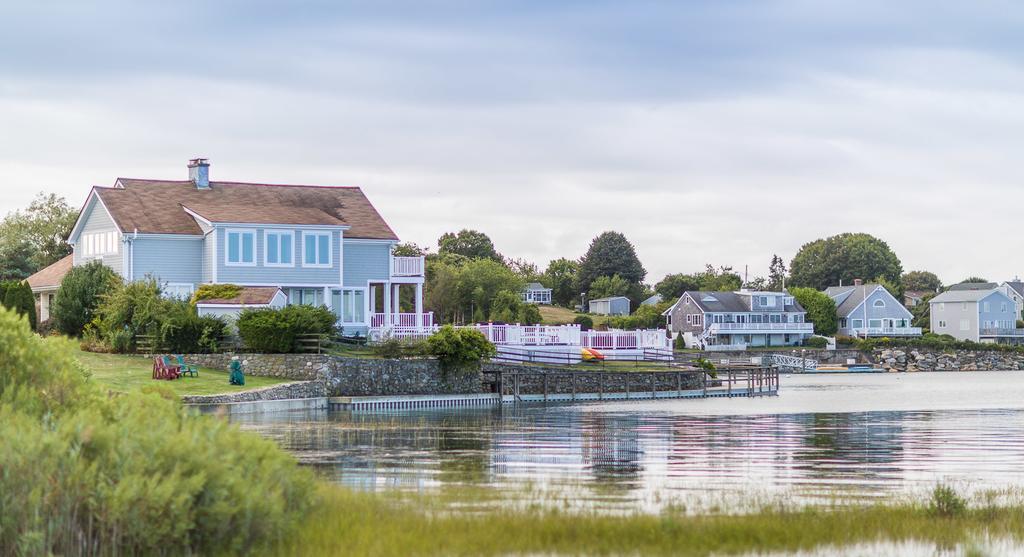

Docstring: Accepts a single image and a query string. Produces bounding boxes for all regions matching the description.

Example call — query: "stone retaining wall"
[697,349,866,365]
[873,348,1024,372]
[182,353,484,396]
[480,363,705,395]
[180,380,327,405]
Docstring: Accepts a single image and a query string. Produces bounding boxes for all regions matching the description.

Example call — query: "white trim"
[339,230,345,287]
[301,230,333,268]
[68,189,122,244]
[344,238,398,245]
[224,228,258,267]
[210,229,218,283]
[213,222,349,230]
[180,206,214,227]
[162,282,195,300]
[842,285,912,320]
[334,286,369,325]
[262,229,296,267]
[230,282,342,288]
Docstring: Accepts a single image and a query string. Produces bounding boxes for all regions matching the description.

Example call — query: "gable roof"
[930,288,1003,304]
[25,255,73,291]
[948,282,998,291]
[590,296,629,303]
[194,286,284,306]
[826,284,908,318]
[524,282,549,291]
[641,293,663,305]
[1002,281,1024,298]
[88,179,398,240]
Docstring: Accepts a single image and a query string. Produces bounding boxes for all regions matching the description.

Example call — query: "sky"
[2,1,1023,285]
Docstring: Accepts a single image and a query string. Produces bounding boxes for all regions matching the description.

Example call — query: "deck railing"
[709,322,814,333]
[980,328,1024,337]
[369,312,434,328]
[704,343,748,352]
[391,256,425,277]
[852,326,922,337]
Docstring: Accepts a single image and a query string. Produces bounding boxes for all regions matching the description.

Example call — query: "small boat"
[581,348,605,361]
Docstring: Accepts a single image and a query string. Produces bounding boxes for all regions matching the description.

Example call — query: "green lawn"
[537,305,612,327]
[49,337,292,396]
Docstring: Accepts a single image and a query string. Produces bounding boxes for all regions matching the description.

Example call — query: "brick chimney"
[853,278,863,286]
[188,158,210,189]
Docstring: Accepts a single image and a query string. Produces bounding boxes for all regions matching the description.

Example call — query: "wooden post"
[727,370,732,397]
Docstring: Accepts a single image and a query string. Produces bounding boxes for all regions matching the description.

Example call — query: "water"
[236,371,1024,511]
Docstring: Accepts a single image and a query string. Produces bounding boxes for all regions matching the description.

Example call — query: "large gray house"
[663,290,814,350]
[930,287,1024,343]
[825,280,921,338]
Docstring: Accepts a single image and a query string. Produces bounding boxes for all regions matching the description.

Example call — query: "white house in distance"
[825,280,921,338]
[929,287,1024,343]
[521,282,552,304]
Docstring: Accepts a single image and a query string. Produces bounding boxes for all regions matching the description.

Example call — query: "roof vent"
[188,158,210,189]
[853,278,863,286]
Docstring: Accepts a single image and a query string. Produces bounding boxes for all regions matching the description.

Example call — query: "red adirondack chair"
[152,356,181,380]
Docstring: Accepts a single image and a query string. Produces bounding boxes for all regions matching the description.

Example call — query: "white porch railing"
[370,312,434,329]
[581,329,671,351]
[852,326,922,337]
[980,328,1024,337]
[704,343,748,352]
[709,322,814,333]
[391,256,425,277]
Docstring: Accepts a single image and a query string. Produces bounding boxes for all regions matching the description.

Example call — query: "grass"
[47,337,292,396]
[538,305,612,327]
[265,484,1024,556]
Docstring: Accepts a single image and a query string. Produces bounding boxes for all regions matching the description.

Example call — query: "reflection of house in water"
[580,414,643,483]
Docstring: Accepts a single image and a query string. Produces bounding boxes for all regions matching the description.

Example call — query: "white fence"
[391,256,425,277]
[370,322,671,351]
[709,322,815,333]
[370,312,434,329]
[704,343,748,352]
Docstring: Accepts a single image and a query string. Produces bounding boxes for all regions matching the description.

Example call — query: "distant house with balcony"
[930,287,1023,343]
[825,280,921,338]
[522,282,552,305]
[66,158,427,337]
[663,290,814,350]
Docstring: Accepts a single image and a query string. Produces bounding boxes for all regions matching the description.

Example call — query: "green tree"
[488,290,523,323]
[790,287,838,336]
[518,303,542,325]
[698,265,743,291]
[2,281,36,329]
[767,254,787,291]
[789,233,903,291]
[437,229,502,262]
[873,275,904,302]
[577,231,646,294]
[902,270,942,293]
[458,258,524,321]
[392,242,427,257]
[654,273,701,301]
[588,274,633,300]
[424,259,463,324]
[959,277,989,284]
[542,258,580,307]
[0,193,78,278]
[51,260,121,336]
[507,258,540,282]
[910,292,935,330]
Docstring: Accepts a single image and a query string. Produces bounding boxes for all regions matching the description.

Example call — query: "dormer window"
[760,296,770,306]
[701,295,718,302]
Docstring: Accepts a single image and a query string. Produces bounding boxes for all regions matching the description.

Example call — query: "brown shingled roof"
[195,286,283,306]
[93,179,398,240]
[26,255,73,291]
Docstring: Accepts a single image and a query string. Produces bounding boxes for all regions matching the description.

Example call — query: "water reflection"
[235,373,1024,510]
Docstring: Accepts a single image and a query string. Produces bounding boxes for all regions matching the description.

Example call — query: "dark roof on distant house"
[524,282,550,291]
[590,296,630,303]
[673,291,806,314]
[930,288,1002,304]
[1003,281,1024,298]
[195,286,284,306]
[88,179,398,240]
[948,282,998,291]
[25,255,73,292]
[904,290,929,300]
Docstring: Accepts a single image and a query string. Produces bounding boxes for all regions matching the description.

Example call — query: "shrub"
[156,301,227,354]
[674,334,687,350]
[928,484,967,518]
[0,306,316,554]
[371,335,425,359]
[237,305,336,353]
[2,280,36,330]
[191,283,243,304]
[804,336,828,349]
[424,325,497,372]
[789,287,838,336]
[51,260,120,336]
[573,315,594,331]
[518,303,542,325]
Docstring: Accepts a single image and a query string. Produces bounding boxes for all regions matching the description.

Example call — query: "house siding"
[978,291,1017,334]
[215,227,343,286]
[931,300,979,342]
[668,295,705,335]
[838,287,914,335]
[343,241,391,287]
[130,236,204,286]
[72,197,124,276]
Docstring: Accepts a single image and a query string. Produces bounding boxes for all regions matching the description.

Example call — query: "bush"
[605,302,669,330]
[191,283,243,304]
[52,260,120,336]
[804,336,828,349]
[424,325,497,372]
[928,484,967,518]
[518,303,542,325]
[237,304,336,353]
[789,287,838,336]
[850,332,1024,354]
[573,315,594,331]
[156,301,227,354]
[2,280,36,330]
[0,306,316,554]
[371,335,425,359]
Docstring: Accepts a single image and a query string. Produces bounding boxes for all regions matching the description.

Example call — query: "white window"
[939,303,945,311]
[302,231,332,267]
[264,231,294,266]
[288,288,324,307]
[962,302,969,311]
[869,319,882,328]
[686,314,692,325]
[983,302,990,313]
[80,231,119,257]
[163,283,194,300]
[873,299,886,308]
[960,319,970,331]
[759,296,770,306]
[1002,303,1008,313]
[226,229,256,266]
[333,288,366,324]
[852,319,863,329]
[938,320,947,328]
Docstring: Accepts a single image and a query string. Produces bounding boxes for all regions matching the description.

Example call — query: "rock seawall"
[874,349,1024,372]
[180,380,327,405]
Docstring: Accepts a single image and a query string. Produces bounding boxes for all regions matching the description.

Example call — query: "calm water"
[236,372,1024,511]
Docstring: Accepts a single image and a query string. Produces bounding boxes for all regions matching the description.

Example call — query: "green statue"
[229,359,245,386]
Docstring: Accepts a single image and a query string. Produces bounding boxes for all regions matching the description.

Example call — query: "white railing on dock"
[581,329,670,351]
[852,326,922,337]
[370,312,434,329]
[709,322,814,333]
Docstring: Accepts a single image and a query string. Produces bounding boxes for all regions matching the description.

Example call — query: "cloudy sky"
[2,1,1022,285]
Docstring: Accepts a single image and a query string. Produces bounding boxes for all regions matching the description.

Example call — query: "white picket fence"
[370,322,671,351]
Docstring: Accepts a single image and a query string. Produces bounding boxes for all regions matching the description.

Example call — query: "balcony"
[980,328,1024,338]
[708,322,814,334]
[391,256,425,277]
[852,326,922,337]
